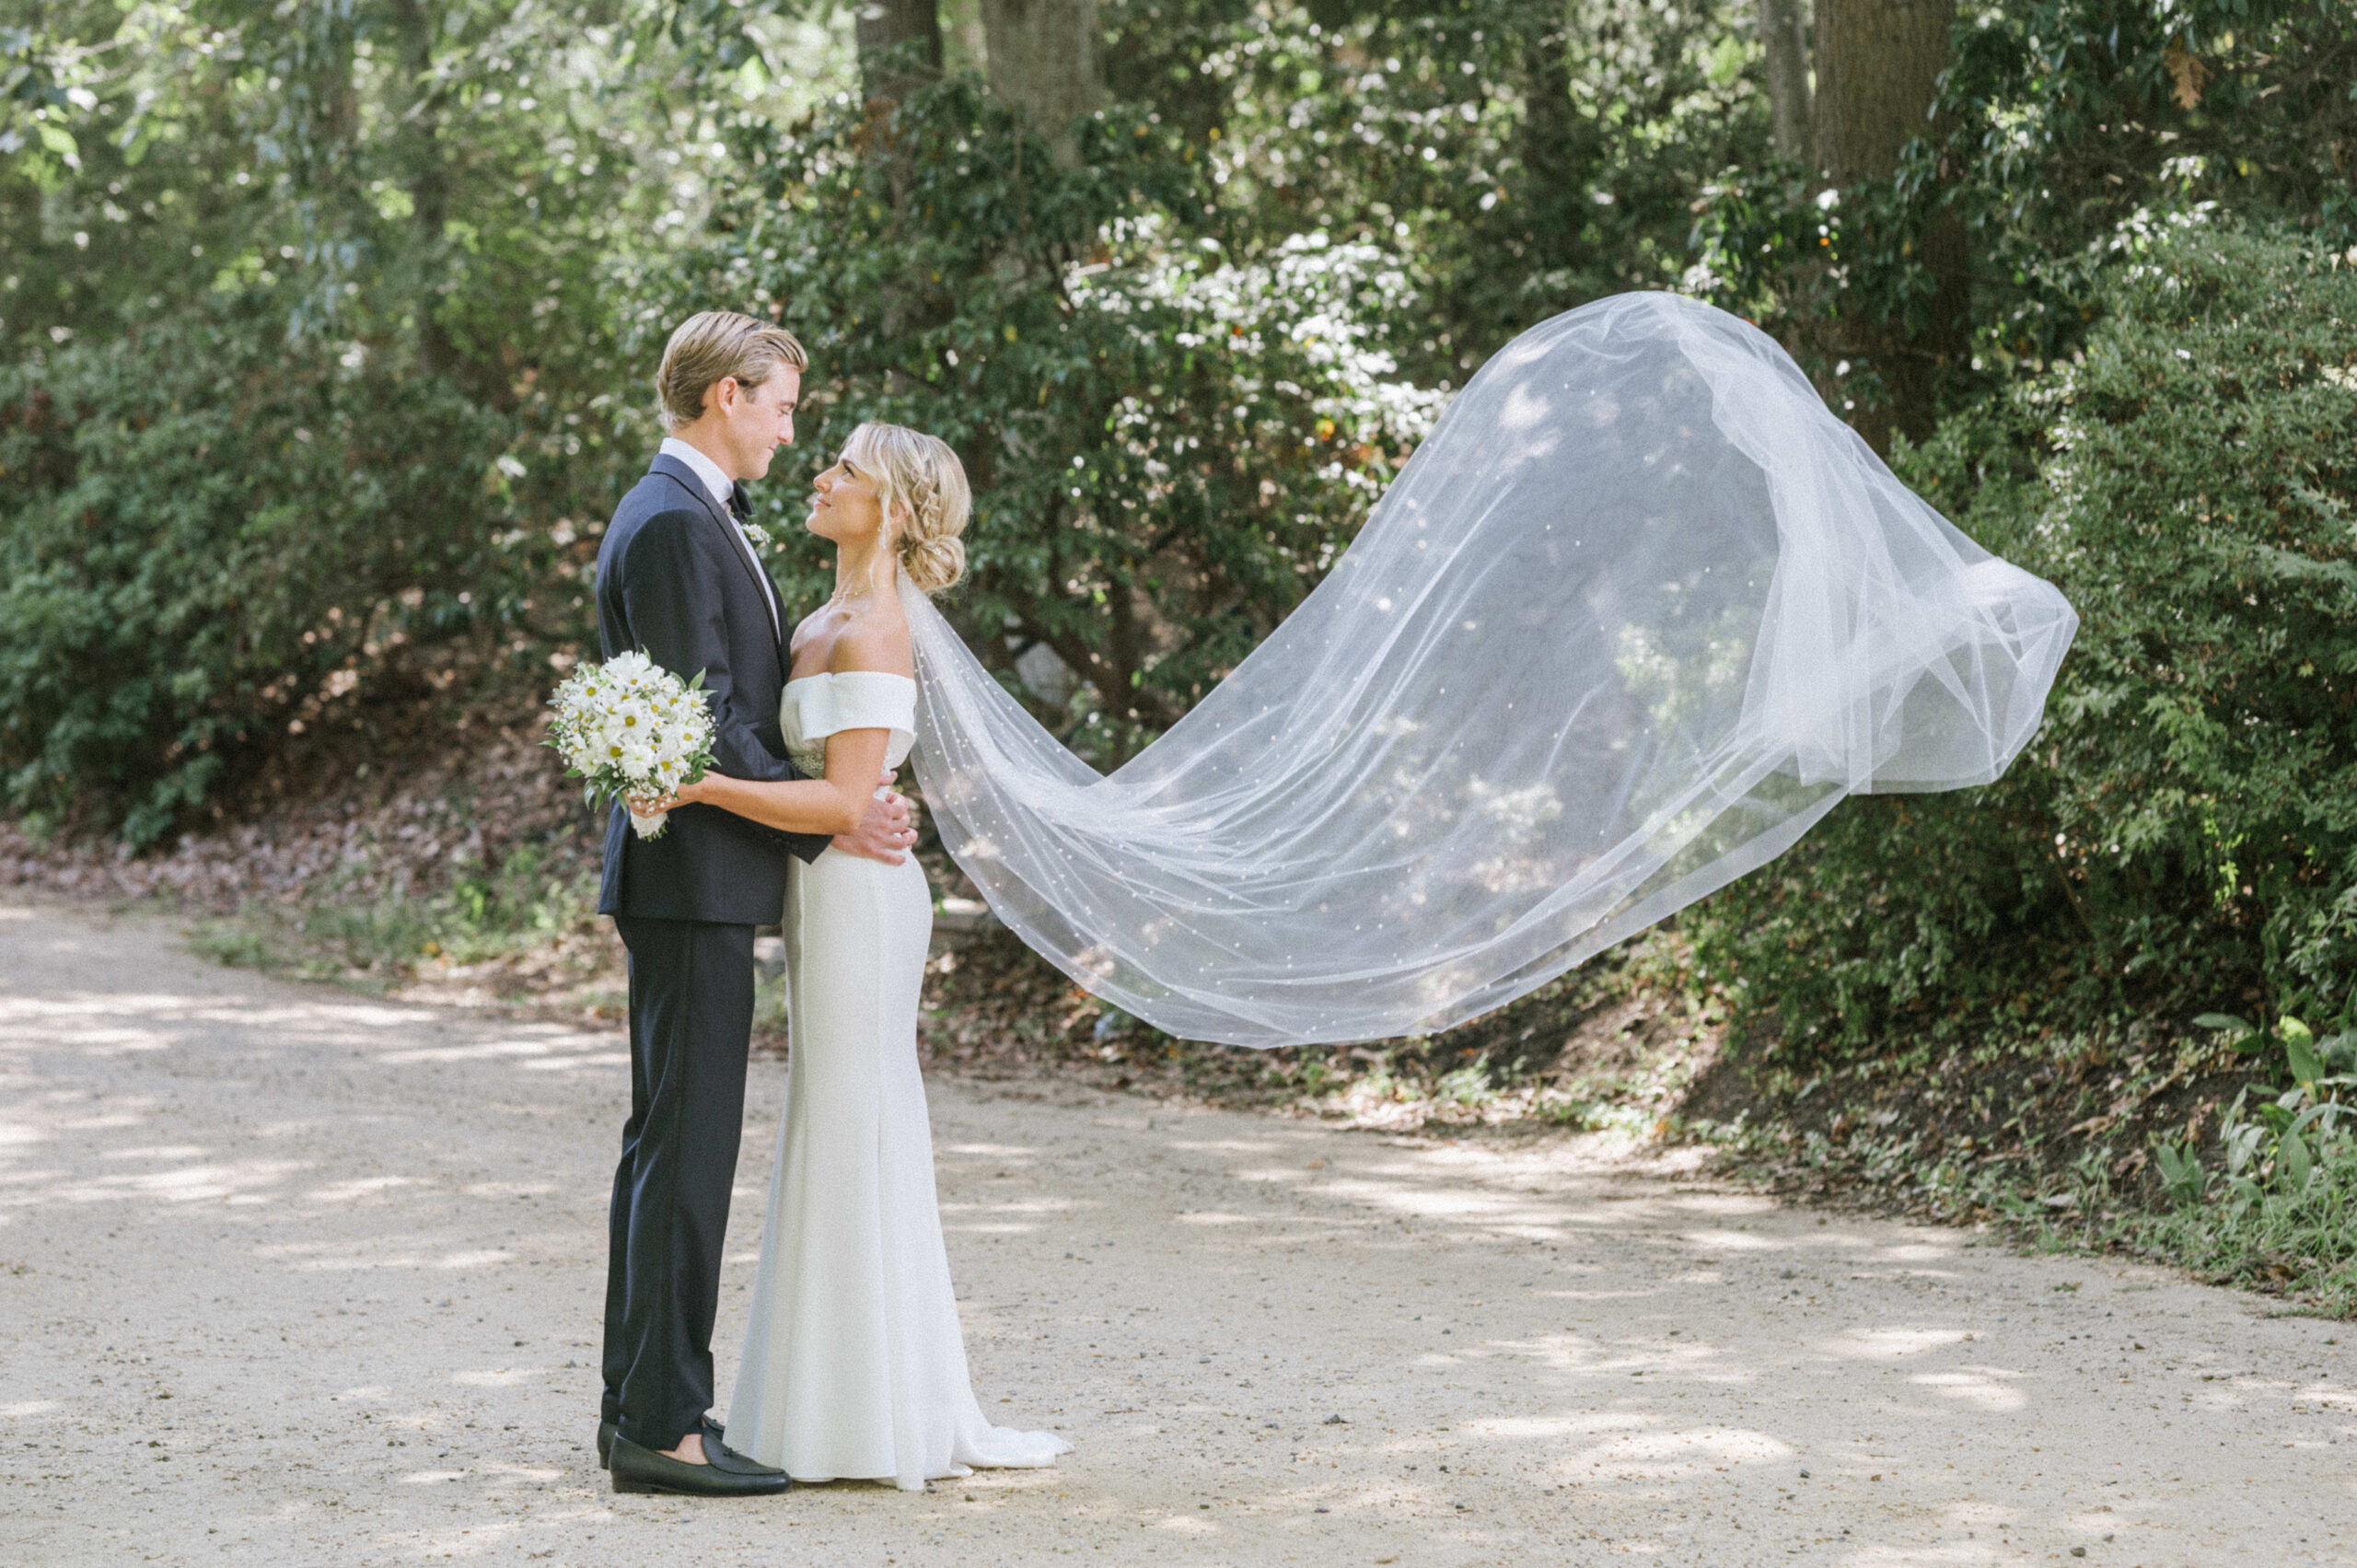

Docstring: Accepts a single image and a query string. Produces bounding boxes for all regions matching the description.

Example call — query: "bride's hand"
[627,783,685,815]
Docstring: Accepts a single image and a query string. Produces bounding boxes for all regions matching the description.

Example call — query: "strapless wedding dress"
[725,669,1069,1490]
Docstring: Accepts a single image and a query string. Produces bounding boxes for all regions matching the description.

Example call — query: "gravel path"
[3,899,2351,1567]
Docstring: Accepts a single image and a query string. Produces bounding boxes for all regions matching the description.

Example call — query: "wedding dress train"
[726,669,1069,1490]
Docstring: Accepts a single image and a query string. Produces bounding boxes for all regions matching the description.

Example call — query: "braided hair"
[841,422,970,596]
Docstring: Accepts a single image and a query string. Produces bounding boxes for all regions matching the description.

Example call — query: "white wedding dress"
[726,669,1070,1490]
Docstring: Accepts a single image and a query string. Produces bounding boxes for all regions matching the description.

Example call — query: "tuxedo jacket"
[593,453,830,923]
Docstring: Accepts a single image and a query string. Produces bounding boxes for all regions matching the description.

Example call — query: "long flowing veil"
[901,292,2076,1048]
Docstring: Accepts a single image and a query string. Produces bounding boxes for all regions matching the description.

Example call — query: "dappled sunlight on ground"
[1907,1369,2026,1412]
[1817,1327,1975,1359]
[5,899,2356,1564]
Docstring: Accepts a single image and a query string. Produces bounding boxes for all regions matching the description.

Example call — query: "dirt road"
[2,900,2351,1566]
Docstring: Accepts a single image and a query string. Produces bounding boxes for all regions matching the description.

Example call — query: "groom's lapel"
[647,454,787,666]
[753,555,793,656]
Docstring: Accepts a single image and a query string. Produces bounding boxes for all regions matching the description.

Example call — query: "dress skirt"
[725,846,1069,1490]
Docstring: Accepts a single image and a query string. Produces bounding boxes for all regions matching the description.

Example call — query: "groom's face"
[717,367,800,482]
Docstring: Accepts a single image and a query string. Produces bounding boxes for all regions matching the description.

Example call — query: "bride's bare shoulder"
[827,606,915,679]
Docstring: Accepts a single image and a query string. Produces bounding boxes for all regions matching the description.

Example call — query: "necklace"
[828,561,895,611]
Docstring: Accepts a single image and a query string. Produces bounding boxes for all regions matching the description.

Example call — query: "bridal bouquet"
[545,651,715,839]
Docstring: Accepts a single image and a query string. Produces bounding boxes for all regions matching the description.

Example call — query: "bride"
[658,421,1069,1490]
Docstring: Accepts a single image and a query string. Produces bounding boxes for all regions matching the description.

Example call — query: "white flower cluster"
[1069,226,1446,501]
[544,649,717,839]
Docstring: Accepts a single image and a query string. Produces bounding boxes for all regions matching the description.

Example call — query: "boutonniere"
[737,520,770,553]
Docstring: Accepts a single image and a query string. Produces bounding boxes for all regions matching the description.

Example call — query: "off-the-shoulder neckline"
[783,670,917,689]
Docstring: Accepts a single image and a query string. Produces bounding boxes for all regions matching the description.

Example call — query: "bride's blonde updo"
[842,421,970,596]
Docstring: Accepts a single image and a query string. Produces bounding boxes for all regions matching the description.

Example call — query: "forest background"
[5,0,2356,1308]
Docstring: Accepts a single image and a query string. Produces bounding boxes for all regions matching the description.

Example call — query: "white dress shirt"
[658,436,779,639]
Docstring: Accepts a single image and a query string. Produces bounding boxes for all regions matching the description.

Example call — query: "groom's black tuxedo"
[594,452,829,918]
[592,450,825,1454]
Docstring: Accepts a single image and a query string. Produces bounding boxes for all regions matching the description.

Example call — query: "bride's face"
[806,453,889,551]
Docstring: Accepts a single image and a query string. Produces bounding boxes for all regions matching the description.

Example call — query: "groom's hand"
[832,771,917,865]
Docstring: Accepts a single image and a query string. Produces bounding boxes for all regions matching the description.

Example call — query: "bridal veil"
[901,292,2077,1048]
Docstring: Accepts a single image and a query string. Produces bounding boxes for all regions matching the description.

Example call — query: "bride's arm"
[668,727,890,838]
[658,619,915,839]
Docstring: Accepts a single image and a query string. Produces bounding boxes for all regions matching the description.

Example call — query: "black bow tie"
[726,483,752,522]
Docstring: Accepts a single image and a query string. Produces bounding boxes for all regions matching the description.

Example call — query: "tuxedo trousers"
[602,915,757,1449]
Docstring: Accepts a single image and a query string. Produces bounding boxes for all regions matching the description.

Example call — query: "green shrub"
[1691,224,2357,1054]
[0,307,544,845]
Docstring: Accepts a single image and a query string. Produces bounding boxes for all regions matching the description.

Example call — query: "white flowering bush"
[1075,225,1447,512]
[543,651,716,839]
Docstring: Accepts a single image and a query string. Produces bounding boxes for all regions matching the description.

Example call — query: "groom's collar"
[656,436,735,508]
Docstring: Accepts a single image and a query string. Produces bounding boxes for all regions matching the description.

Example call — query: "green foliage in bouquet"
[1689,224,2357,1054]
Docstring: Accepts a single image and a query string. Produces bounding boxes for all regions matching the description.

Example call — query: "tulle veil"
[900,292,2076,1048]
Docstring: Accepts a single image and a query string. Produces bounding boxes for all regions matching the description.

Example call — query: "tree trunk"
[1515,6,1587,291]
[854,0,946,399]
[1809,0,1966,451]
[1810,0,1949,183]
[981,0,1105,163]
[1759,0,1810,163]
[389,0,454,380]
[856,0,944,109]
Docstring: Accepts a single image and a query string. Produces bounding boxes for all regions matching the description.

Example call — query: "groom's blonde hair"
[656,311,807,431]
[842,422,970,596]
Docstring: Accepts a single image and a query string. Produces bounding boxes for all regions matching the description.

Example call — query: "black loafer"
[695,1418,778,1482]
[600,1414,722,1469]
[609,1433,788,1497]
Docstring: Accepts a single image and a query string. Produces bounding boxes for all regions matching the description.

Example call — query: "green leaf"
[2289,1102,2337,1136]
[2193,1014,2253,1033]
[2152,1139,2208,1203]
[2280,1132,2313,1192]
[2285,1032,2325,1089]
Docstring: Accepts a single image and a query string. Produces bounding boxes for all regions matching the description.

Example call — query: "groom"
[593,310,916,1497]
